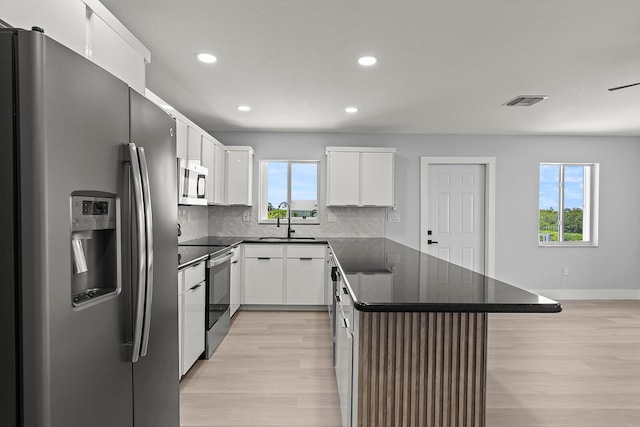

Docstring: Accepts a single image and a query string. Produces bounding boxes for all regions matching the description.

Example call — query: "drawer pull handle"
[257,257,271,260]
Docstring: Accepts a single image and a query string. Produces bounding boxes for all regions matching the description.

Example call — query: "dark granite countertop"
[327,238,562,314]
[178,236,561,314]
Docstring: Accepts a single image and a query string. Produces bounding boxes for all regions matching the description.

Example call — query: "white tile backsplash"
[178,206,209,243]
[207,205,386,238]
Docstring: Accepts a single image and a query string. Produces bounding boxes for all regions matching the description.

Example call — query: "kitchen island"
[178,236,561,427]
[327,238,561,427]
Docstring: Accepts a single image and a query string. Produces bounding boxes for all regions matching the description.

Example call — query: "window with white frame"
[538,163,599,246]
[259,160,319,223]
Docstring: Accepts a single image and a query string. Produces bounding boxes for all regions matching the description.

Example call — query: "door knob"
[427,239,438,245]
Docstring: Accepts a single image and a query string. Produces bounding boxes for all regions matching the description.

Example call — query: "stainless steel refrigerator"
[0,28,179,427]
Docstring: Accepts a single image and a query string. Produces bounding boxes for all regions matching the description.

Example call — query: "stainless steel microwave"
[178,158,208,205]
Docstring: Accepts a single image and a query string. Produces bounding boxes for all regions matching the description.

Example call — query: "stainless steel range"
[205,250,233,358]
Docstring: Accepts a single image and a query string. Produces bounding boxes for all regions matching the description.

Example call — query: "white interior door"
[425,164,485,273]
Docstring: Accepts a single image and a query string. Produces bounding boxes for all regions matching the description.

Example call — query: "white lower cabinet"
[178,261,206,377]
[335,288,355,427]
[230,247,242,316]
[182,282,205,375]
[285,245,326,305]
[243,244,284,304]
[244,258,284,304]
[242,244,327,306]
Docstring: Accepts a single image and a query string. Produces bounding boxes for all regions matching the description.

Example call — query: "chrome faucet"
[276,201,295,239]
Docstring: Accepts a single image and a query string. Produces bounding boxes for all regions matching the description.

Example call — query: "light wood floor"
[180,301,640,426]
[487,300,640,427]
[179,311,341,426]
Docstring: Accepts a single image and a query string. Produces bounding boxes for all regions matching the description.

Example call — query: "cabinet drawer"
[244,244,284,258]
[183,262,206,291]
[286,244,326,259]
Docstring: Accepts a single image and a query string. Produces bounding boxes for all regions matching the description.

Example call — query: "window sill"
[538,243,598,248]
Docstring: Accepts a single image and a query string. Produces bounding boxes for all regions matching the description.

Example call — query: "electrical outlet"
[562,266,569,276]
[387,213,400,223]
[242,210,250,222]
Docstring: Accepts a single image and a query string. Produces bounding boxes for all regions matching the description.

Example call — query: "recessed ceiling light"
[160,104,174,111]
[196,53,217,64]
[358,56,377,66]
[345,107,359,114]
[237,105,251,112]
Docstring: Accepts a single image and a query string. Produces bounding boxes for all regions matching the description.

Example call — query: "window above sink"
[258,160,320,225]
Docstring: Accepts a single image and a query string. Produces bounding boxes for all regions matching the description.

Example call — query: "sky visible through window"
[267,162,287,206]
[267,162,318,206]
[539,164,584,210]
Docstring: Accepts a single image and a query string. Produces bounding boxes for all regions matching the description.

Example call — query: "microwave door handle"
[125,143,147,363]
[138,147,154,358]
[197,174,204,197]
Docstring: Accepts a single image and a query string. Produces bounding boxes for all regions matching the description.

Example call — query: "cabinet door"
[336,308,353,427]
[187,126,202,165]
[176,119,188,160]
[244,258,284,304]
[182,282,205,375]
[201,137,215,204]
[226,150,253,205]
[89,14,146,93]
[360,151,394,206]
[327,151,359,206]
[286,258,325,305]
[213,144,226,204]
[230,257,241,316]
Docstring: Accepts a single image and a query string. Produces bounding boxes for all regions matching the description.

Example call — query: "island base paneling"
[357,312,487,427]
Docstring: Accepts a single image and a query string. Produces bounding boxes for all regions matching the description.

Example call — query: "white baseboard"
[531,289,640,300]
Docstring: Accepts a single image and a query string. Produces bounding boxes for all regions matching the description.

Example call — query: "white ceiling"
[100,0,640,136]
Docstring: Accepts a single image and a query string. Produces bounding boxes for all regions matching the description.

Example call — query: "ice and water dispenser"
[70,192,120,308]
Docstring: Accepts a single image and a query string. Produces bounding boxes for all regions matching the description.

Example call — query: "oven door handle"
[207,253,233,268]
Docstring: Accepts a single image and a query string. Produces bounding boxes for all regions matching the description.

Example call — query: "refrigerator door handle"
[138,147,154,358]
[126,143,147,363]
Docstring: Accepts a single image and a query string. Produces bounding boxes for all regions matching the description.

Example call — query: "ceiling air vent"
[503,96,548,107]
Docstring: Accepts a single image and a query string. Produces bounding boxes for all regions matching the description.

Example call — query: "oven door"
[205,252,232,358]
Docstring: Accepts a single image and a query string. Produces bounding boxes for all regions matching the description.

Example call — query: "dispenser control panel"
[71,196,116,231]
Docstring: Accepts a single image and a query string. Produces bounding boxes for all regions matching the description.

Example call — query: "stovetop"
[177,245,229,268]
[179,236,244,247]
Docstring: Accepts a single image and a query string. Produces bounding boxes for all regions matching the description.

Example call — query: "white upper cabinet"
[202,135,229,205]
[327,151,360,206]
[4,0,149,93]
[226,147,254,206]
[187,126,202,165]
[176,119,188,160]
[360,151,394,206]
[201,136,215,203]
[213,144,226,205]
[326,147,395,207]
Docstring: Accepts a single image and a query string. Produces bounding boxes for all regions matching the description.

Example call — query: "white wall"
[215,131,640,297]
